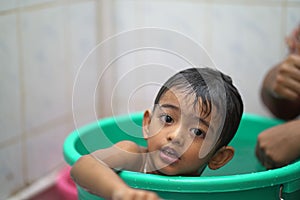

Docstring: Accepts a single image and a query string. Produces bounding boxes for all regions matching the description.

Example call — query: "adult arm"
[257,25,300,169]
[255,119,300,169]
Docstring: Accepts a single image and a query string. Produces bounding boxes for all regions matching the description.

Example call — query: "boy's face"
[143,89,218,176]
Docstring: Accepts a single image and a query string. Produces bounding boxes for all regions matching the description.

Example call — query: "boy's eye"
[190,128,206,138]
[160,114,174,124]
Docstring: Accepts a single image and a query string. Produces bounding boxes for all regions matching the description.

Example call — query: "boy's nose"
[167,129,185,146]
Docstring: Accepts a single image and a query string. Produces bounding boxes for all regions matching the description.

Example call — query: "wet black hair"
[154,67,243,149]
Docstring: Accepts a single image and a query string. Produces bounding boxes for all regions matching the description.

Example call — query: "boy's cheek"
[148,124,164,137]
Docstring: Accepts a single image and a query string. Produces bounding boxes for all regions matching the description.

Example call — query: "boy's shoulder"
[115,140,146,154]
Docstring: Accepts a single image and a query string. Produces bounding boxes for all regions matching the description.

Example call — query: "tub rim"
[63,113,300,193]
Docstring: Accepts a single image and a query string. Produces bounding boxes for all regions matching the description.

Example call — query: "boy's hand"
[112,187,160,200]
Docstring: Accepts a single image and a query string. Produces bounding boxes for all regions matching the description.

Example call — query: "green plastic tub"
[63,113,300,200]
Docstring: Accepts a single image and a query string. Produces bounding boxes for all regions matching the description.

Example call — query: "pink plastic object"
[56,166,77,200]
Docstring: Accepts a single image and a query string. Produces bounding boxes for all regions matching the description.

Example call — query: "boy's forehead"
[159,89,180,104]
[158,89,202,114]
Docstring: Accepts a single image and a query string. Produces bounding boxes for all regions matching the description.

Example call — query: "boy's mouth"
[159,146,180,164]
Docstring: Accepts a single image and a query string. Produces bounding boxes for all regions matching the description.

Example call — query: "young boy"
[71,67,244,200]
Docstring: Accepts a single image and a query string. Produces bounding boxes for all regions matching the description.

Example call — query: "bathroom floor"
[8,166,77,200]
[30,185,64,200]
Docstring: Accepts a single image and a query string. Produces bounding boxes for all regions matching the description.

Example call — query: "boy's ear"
[142,110,151,139]
[208,146,234,170]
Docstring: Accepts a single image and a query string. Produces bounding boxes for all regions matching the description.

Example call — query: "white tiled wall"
[210,3,283,114]
[0,0,18,12]
[25,122,72,182]
[0,0,101,198]
[0,141,23,199]
[0,0,299,198]
[0,14,22,143]
[21,6,69,131]
[110,0,299,117]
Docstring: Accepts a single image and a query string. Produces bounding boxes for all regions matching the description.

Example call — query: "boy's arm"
[70,141,159,200]
[71,154,129,198]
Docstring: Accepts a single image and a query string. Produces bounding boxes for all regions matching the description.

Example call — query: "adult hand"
[261,25,300,119]
[267,54,300,101]
[286,24,300,54]
[255,119,300,169]
[271,24,300,100]
[112,187,160,200]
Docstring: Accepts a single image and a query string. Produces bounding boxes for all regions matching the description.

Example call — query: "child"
[71,67,244,200]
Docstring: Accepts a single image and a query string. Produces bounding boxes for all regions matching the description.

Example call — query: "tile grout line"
[95,0,115,118]
[281,0,288,57]
[0,0,96,16]
[0,112,75,150]
[15,2,28,188]
[0,0,299,17]
[62,0,73,127]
